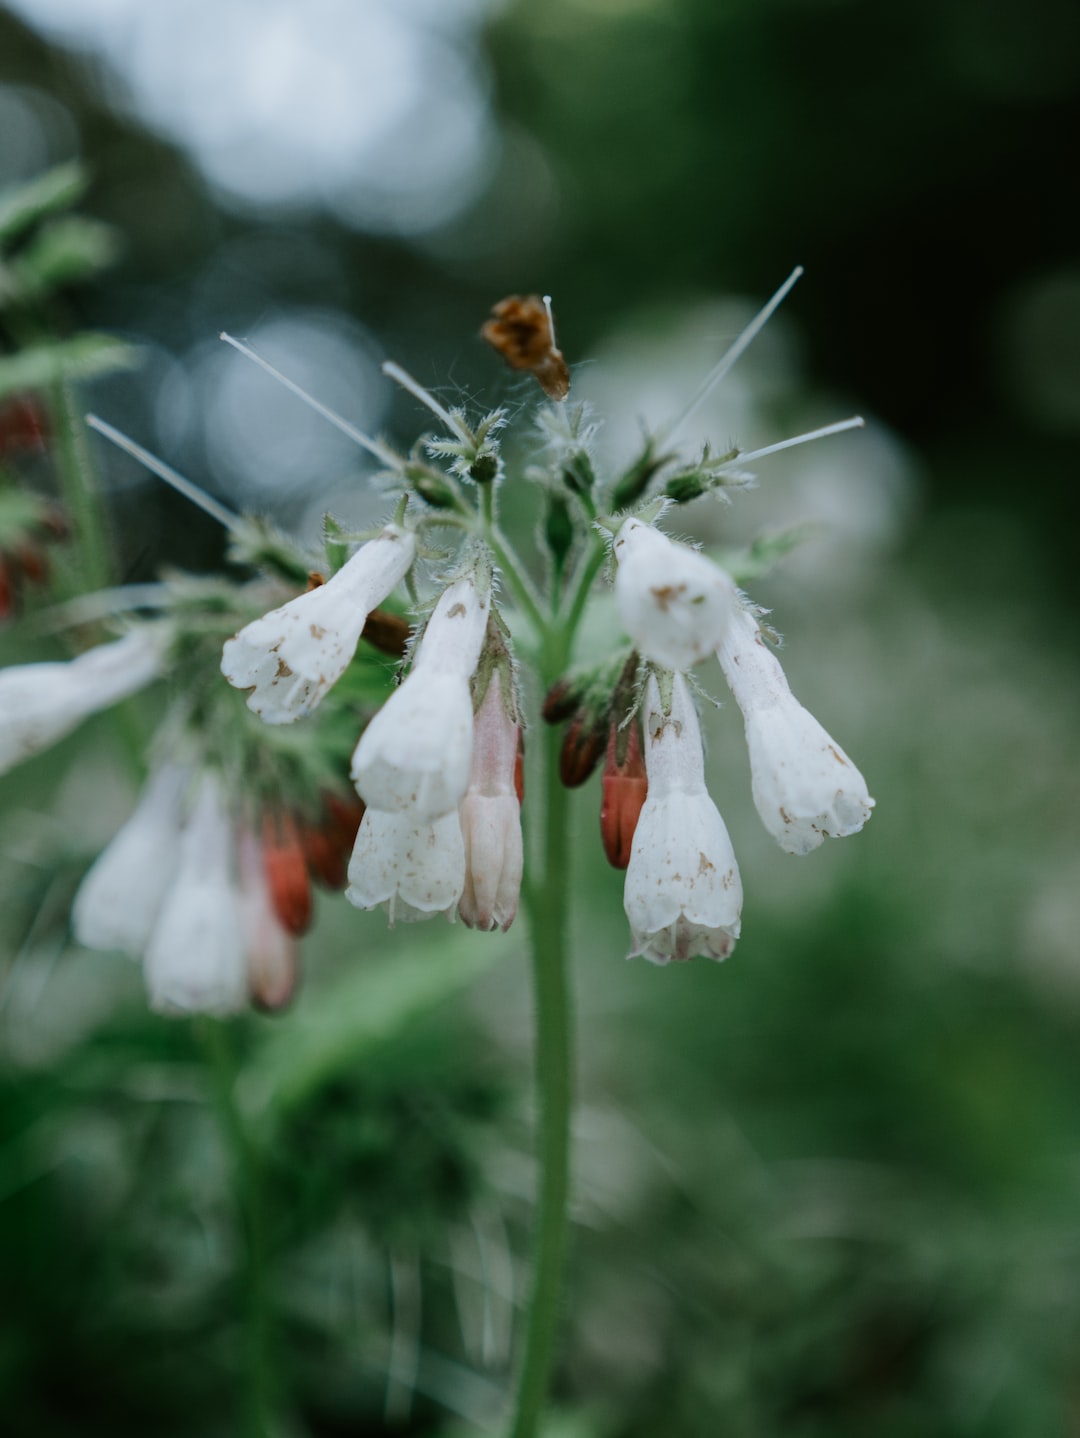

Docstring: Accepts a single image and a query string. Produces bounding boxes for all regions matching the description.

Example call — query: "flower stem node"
[0,627,166,776]
[351,573,491,821]
[612,518,737,672]
[717,605,874,854]
[624,673,742,963]
[221,523,416,725]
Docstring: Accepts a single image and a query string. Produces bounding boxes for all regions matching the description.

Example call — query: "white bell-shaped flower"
[221,523,416,724]
[0,628,166,777]
[624,672,742,963]
[345,807,465,924]
[237,829,298,1012]
[144,774,247,1015]
[72,762,190,956]
[459,672,523,932]
[612,518,736,671]
[351,574,490,821]
[717,604,874,855]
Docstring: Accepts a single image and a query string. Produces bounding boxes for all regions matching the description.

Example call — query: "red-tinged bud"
[542,678,578,725]
[13,543,48,587]
[600,721,648,869]
[250,942,300,1014]
[324,791,366,843]
[361,606,411,658]
[261,812,313,935]
[301,792,366,890]
[299,820,348,890]
[0,396,48,455]
[559,715,605,788]
[0,561,15,623]
[38,503,70,543]
[238,830,300,1013]
[514,734,525,805]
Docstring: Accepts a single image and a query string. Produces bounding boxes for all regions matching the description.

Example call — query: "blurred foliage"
[1,0,1080,1435]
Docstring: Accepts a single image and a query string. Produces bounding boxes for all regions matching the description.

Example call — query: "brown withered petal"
[559,716,606,788]
[306,571,326,590]
[481,295,571,402]
[361,606,411,658]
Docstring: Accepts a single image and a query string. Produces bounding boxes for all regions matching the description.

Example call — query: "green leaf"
[0,162,89,247]
[238,928,509,1132]
[0,334,141,401]
[718,522,820,584]
[5,216,120,303]
[322,512,351,574]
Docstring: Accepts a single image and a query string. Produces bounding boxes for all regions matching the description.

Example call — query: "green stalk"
[511,709,574,1438]
[200,1020,275,1438]
[49,377,113,596]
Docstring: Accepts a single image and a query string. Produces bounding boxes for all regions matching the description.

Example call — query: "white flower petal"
[346,808,464,922]
[623,673,742,963]
[72,762,190,956]
[717,606,874,854]
[613,518,736,671]
[144,775,247,1015]
[351,575,490,821]
[221,524,415,724]
[0,628,166,776]
[625,789,741,963]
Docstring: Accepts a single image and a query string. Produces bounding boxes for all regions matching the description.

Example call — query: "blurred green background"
[2,0,1079,1434]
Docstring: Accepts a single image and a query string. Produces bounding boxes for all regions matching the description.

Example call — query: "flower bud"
[261,811,313,935]
[459,672,523,932]
[600,721,648,870]
[559,715,606,788]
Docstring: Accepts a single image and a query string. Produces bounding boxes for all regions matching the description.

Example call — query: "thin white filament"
[220,332,402,470]
[85,415,241,531]
[382,360,472,445]
[734,415,865,466]
[665,265,805,441]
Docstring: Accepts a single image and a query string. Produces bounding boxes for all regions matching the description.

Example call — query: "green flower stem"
[562,531,607,636]
[50,378,113,597]
[512,701,574,1438]
[200,1019,275,1438]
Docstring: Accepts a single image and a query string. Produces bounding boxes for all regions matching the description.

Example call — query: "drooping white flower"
[612,518,736,671]
[351,574,490,820]
[144,774,247,1015]
[624,673,742,963]
[717,603,874,855]
[459,671,523,932]
[238,829,298,1012]
[72,762,190,957]
[0,628,166,777]
[345,807,465,924]
[221,523,416,724]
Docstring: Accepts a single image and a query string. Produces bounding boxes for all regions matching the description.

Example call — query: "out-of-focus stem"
[200,1020,275,1438]
[50,379,112,596]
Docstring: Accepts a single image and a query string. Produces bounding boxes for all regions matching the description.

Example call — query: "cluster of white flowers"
[74,767,299,1013]
[0,277,876,1008]
[224,552,525,932]
[608,518,874,964]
